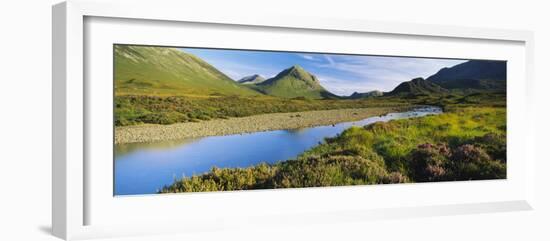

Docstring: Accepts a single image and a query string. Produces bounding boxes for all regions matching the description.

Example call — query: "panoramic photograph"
[114,44,507,196]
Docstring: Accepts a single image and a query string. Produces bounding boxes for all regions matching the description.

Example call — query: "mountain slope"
[238,74,266,85]
[254,65,336,99]
[114,45,258,96]
[348,90,383,99]
[387,77,448,96]
[427,60,506,90]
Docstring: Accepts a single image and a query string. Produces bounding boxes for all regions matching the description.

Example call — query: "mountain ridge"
[348,90,384,99]
[387,77,448,96]
[427,60,506,90]
[238,74,266,85]
[253,65,337,99]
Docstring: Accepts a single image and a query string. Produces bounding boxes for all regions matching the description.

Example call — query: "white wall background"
[0,0,548,240]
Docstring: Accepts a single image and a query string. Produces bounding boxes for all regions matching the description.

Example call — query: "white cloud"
[323,55,336,65]
[179,47,467,94]
[313,55,466,94]
[298,54,316,61]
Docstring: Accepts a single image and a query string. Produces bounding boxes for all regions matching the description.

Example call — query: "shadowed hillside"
[348,90,384,99]
[387,77,448,96]
[427,60,506,90]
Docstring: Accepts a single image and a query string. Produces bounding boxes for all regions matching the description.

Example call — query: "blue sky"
[180,47,466,96]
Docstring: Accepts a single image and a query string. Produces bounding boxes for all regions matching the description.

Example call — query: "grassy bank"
[405,91,506,111]
[115,95,409,126]
[160,106,506,193]
[115,107,403,144]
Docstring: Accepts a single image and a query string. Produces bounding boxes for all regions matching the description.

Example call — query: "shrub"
[160,154,396,193]
[448,144,506,180]
[384,172,409,184]
[473,133,506,162]
[408,143,451,182]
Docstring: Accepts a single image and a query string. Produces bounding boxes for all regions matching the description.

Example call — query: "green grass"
[115,90,505,128]
[115,95,410,126]
[160,104,507,193]
[403,91,506,111]
[323,107,506,172]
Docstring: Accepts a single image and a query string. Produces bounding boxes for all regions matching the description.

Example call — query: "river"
[114,106,442,195]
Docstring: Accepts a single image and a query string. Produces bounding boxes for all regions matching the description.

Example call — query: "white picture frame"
[52,0,536,240]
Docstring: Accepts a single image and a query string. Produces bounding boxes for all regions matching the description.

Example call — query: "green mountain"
[387,77,448,96]
[114,45,258,96]
[348,90,383,99]
[426,60,506,91]
[253,65,336,99]
[238,74,266,85]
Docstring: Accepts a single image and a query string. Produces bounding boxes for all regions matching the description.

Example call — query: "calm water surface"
[115,107,442,195]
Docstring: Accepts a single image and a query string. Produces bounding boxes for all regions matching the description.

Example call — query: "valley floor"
[115,107,406,144]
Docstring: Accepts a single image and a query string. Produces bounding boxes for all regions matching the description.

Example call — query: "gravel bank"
[115,107,406,144]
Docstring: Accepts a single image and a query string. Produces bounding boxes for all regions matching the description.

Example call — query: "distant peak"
[282,65,312,78]
[289,64,310,72]
[237,74,266,84]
